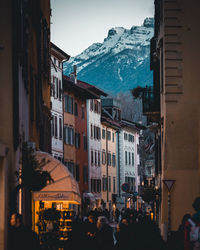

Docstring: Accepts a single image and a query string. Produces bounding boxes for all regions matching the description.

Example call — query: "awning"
[83,192,96,202]
[32,151,81,204]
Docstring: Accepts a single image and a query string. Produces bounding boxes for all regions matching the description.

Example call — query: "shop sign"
[33,192,72,201]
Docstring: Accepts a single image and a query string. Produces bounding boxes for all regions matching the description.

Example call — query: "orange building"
[63,76,98,213]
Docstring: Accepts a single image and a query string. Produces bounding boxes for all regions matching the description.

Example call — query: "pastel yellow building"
[151,0,200,239]
[101,118,119,211]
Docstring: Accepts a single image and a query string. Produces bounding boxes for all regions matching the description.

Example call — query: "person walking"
[184,197,200,250]
[8,213,40,250]
[96,216,114,250]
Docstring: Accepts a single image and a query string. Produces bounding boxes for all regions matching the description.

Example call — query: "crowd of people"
[8,197,200,250]
[65,207,167,250]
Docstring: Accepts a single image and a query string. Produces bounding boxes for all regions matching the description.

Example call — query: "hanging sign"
[163,180,176,192]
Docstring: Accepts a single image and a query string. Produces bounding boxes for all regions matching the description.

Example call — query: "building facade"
[51,43,70,161]
[87,99,103,207]
[151,0,200,238]
[101,99,141,208]
[101,118,119,211]
[63,76,100,214]
[118,121,140,208]
[0,0,51,249]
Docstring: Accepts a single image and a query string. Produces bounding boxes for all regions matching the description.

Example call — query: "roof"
[63,76,99,99]
[32,151,81,204]
[77,80,108,97]
[122,118,146,130]
[120,119,144,131]
[51,42,70,61]
[101,115,121,130]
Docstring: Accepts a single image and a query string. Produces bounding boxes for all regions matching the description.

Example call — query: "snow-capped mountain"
[64,18,154,95]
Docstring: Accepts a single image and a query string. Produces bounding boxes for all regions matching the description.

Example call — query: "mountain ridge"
[64,17,154,95]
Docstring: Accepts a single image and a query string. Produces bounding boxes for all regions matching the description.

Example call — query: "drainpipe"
[106,127,109,203]
[117,131,121,197]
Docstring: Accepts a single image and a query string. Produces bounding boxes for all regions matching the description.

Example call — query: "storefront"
[32,152,81,248]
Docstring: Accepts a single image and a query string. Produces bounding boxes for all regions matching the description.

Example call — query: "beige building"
[101,117,119,211]
[151,0,200,239]
[0,1,51,249]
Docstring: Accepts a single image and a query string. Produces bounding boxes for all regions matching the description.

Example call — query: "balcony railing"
[142,86,160,114]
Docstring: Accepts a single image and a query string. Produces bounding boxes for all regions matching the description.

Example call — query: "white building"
[85,86,107,207]
[51,43,70,161]
[117,120,140,208]
[87,99,102,206]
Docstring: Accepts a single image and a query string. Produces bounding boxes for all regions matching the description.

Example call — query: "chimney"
[69,65,77,84]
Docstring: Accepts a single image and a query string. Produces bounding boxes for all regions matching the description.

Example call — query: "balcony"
[142,86,160,122]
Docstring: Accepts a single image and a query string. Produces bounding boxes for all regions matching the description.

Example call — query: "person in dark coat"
[83,214,98,250]
[115,219,133,250]
[96,216,114,250]
[8,213,40,250]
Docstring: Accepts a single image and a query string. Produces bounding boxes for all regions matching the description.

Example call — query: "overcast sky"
[51,0,154,57]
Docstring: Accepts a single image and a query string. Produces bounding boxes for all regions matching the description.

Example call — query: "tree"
[15,142,54,191]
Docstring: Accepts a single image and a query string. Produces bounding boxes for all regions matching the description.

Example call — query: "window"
[81,105,84,119]
[52,116,55,136]
[94,101,97,112]
[65,162,74,176]
[95,151,97,165]
[112,132,115,142]
[97,179,101,193]
[107,153,111,166]
[129,152,131,165]
[102,129,105,139]
[51,76,54,97]
[108,176,111,192]
[102,151,106,165]
[98,127,101,140]
[97,127,99,140]
[102,176,107,191]
[113,177,116,193]
[52,77,55,97]
[75,103,78,116]
[56,78,59,98]
[97,101,101,114]
[64,95,74,114]
[91,150,94,165]
[75,133,80,149]
[128,134,134,142]
[132,153,134,166]
[91,179,93,192]
[94,126,96,139]
[91,124,93,139]
[58,80,62,100]
[55,116,58,138]
[90,100,93,111]
[98,152,101,166]
[124,133,128,140]
[59,118,62,139]
[83,134,87,151]
[91,179,97,193]
[83,166,88,184]
[107,131,111,141]
[64,126,74,145]
[75,164,80,182]
[125,176,135,192]
[54,57,56,65]
[125,151,128,165]
[112,154,116,167]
